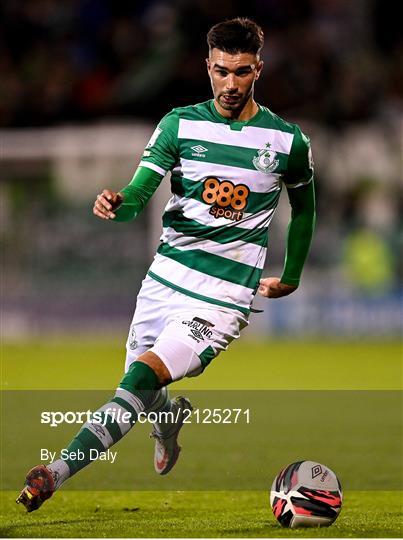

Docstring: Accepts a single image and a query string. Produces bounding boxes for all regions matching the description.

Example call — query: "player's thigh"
[124,277,174,372]
[150,305,248,381]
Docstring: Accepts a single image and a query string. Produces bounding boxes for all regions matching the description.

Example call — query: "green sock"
[48,362,159,486]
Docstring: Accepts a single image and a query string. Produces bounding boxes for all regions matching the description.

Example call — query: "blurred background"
[1,0,402,338]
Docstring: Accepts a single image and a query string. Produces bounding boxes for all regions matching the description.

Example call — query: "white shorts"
[125,274,249,381]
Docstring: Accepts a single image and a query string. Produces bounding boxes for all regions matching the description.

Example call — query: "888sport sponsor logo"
[202,176,250,221]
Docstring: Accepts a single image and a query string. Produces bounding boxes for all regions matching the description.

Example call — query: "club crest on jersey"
[253,143,279,174]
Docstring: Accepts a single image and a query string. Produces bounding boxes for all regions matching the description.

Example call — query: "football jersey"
[140,100,313,315]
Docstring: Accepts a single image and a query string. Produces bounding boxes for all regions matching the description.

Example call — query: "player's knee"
[119,360,159,394]
[150,338,202,381]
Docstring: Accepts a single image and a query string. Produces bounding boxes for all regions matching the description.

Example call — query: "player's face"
[207,49,263,113]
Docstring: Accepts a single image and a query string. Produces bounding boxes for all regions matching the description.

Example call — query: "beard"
[217,86,253,112]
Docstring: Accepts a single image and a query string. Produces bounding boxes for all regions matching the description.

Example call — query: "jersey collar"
[209,99,263,131]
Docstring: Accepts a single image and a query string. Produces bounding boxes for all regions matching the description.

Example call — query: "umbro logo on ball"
[311,464,323,478]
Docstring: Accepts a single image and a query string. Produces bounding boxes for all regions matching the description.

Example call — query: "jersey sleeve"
[114,167,164,222]
[282,125,314,188]
[139,110,180,176]
[280,179,316,286]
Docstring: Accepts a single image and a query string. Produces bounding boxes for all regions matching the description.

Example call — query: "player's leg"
[123,278,180,452]
[145,295,249,474]
[150,299,249,382]
[16,277,172,512]
[16,354,169,512]
[16,280,247,510]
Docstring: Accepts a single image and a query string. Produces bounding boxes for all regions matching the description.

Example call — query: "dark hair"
[207,17,264,56]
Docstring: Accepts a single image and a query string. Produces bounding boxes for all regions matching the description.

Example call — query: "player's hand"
[258,277,298,298]
[93,189,123,220]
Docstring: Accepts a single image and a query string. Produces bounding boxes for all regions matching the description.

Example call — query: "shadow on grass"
[0,516,114,538]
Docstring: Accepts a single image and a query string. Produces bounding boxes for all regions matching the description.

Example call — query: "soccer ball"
[269,461,342,528]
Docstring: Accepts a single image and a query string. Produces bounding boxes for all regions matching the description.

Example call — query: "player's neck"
[213,97,259,122]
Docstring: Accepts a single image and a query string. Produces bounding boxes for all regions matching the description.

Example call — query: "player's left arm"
[259,126,316,299]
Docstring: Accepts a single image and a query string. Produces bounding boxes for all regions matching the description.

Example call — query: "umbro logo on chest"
[191,144,208,157]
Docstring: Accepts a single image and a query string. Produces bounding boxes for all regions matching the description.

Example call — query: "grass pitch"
[1,338,402,537]
[1,491,401,538]
[2,337,401,390]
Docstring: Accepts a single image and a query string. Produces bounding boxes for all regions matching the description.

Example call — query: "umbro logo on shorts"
[182,317,214,343]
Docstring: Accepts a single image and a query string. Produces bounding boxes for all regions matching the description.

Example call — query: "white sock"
[147,387,175,435]
[47,460,70,490]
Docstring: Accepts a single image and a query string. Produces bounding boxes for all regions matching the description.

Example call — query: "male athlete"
[17,17,315,511]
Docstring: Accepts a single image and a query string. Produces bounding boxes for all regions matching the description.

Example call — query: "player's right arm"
[93,110,179,222]
[93,167,163,221]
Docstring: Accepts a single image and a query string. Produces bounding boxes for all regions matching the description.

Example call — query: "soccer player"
[17,17,315,512]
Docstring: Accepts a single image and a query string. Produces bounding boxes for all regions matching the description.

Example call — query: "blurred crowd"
[1,0,402,127]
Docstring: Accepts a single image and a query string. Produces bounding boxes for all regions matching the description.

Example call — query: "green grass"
[1,338,402,537]
[1,338,401,390]
[0,491,401,538]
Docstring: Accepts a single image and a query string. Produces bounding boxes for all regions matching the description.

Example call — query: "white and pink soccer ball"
[270,461,342,528]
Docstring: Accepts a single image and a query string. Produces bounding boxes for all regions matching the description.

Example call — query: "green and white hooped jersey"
[141,100,313,315]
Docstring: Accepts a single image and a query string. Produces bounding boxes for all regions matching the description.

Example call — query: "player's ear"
[255,60,264,80]
[206,57,211,72]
